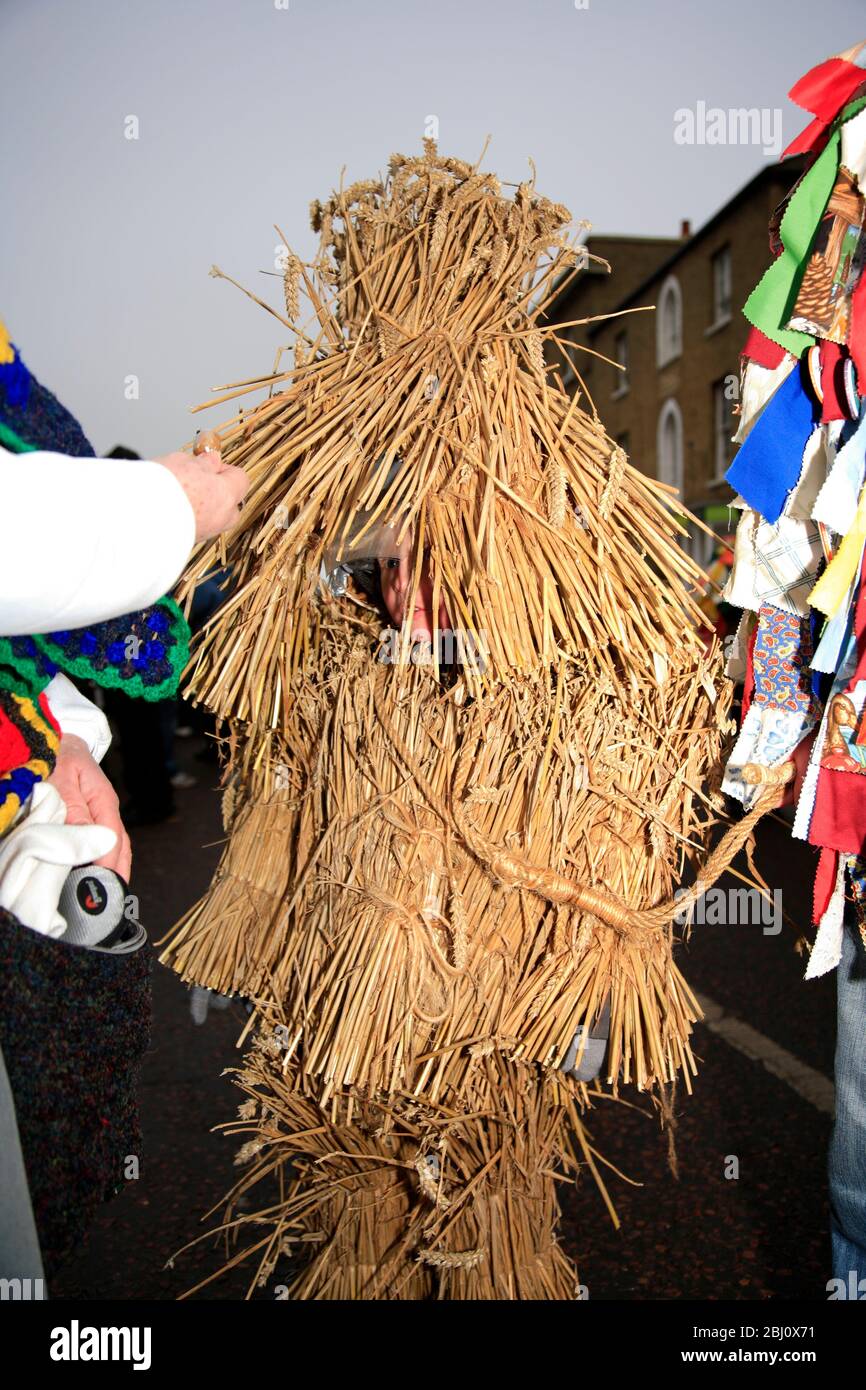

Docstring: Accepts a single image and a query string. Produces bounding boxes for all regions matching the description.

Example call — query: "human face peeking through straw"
[376,523,449,643]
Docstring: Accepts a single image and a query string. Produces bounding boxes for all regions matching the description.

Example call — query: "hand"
[46,733,131,881]
[156,449,249,543]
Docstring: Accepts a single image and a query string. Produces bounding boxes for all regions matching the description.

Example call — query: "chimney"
[680,219,691,238]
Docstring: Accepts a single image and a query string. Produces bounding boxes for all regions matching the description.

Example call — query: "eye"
[383,557,400,570]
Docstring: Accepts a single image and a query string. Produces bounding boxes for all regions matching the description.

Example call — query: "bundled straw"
[161,141,779,1299]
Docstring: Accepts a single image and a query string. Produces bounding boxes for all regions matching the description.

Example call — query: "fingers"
[156,449,250,542]
[117,826,133,882]
[87,796,128,876]
[195,453,249,498]
[224,463,250,501]
[193,450,224,473]
[94,821,132,882]
[73,748,132,880]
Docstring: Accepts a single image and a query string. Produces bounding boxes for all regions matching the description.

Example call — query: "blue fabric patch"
[725,361,818,524]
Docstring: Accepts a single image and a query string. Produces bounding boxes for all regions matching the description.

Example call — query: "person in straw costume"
[160,139,787,1299]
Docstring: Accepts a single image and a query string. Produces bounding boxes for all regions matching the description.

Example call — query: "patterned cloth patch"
[809,678,866,854]
[787,169,866,345]
[723,507,824,618]
[813,399,866,533]
[752,603,820,715]
[722,700,817,810]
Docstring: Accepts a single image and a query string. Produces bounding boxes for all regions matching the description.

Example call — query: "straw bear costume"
[161,143,784,1299]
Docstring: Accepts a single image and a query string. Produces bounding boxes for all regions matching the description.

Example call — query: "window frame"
[656,397,684,496]
[712,376,736,480]
[656,275,683,368]
[710,245,732,331]
[611,329,630,398]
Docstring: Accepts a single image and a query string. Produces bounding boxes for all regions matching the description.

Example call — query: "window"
[713,377,736,478]
[656,275,682,367]
[612,331,629,396]
[711,247,732,327]
[656,398,683,496]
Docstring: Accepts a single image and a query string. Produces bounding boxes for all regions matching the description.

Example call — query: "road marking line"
[694,992,835,1116]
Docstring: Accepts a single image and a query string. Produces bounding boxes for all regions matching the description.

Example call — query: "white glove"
[0,782,117,938]
[43,673,112,764]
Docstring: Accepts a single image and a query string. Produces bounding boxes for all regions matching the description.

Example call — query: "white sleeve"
[43,673,112,764]
[0,447,196,635]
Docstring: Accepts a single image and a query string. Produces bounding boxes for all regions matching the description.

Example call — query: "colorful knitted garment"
[0,322,191,822]
[0,603,190,706]
[0,689,61,836]
[0,318,31,411]
[0,319,90,456]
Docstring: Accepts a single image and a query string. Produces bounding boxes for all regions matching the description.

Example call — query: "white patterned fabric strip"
[732,356,797,446]
[722,702,816,809]
[784,425,828,520]
[724,609,752,684]
[812,400,866,535]
[722,507,824,618]
[805,853,851,979]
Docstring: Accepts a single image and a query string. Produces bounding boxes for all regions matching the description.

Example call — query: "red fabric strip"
[812,846,839,923]
[809,767,866,856]
[783,114,833,161]
[782,58,866,158]
[741,619,758,720]
[741,326,787,370]
[789,57,866,122]
[819,341,847,423]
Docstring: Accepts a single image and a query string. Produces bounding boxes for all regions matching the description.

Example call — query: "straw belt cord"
[376,702,790,939]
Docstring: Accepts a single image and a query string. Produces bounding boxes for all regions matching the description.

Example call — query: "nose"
[394,555,412,595]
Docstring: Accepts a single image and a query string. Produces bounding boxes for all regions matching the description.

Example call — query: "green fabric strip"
[743,130,841,354]
[743,95,866,355]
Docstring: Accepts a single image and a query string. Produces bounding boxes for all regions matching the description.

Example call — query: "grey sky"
[1,0,863,455]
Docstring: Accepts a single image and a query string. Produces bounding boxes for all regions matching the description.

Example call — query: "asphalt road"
[51,738,838,1303]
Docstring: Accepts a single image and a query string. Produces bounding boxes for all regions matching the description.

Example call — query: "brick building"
[544,157,807,562]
